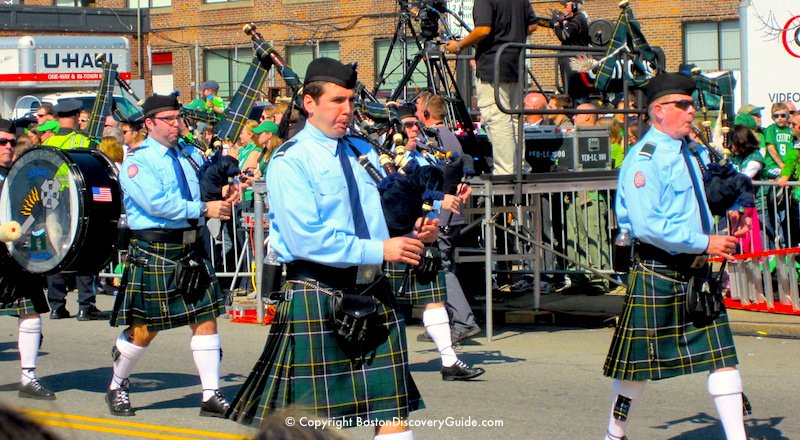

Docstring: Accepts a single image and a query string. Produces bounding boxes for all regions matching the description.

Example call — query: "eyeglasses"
[659,100,695,111]
[0,138,17,147]
[79,118,89,123]
[773,113,789,119]
[36,114,47,118]
[152,115,181,124]
[403,121,418,128]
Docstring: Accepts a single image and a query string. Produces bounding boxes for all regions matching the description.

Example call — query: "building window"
[203,47,253,101]
[127,0,171,8]
[55,0,94,6]
[373,39,429,94]
[286,42,340,83]
[684,21,740,70]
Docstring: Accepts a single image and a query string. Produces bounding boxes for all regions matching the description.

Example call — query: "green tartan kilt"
[604,261,738,381]
[110,239,225,331]
[0,269,48,316]
[385,262,447,305]
[228,278,424,428]
[0,291,49,317]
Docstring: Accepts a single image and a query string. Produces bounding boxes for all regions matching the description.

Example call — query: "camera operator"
[445,0,537,176]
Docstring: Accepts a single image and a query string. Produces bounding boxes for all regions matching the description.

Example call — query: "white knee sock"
[18,317,42,385]
[708,370,746,440]
[191,334,221,401]
[605,379,646,440]
[423,307,457,367]
[110,332,146,390]
[374,430,414,440]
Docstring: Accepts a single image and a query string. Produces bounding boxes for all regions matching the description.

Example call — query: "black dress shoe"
[441,360,485,381]
[199,390,230,418]
[49,307,70,319]
[19,379,56,400]
[77,307,112,321]
[106,380,135,416]
[452,326,481,344]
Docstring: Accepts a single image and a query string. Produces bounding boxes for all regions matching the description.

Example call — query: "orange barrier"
[228,305,276,325]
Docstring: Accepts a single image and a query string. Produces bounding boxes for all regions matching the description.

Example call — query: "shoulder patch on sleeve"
[272,139,297,159]
[633,171,645,188]
[127,164,139,178]
[639,143,656,159]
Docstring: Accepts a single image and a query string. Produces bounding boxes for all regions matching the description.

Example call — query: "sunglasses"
[790,110,797,115]
[0,138,17,147]
[660,100,695,111]
[36,114,47,118]
[79,118,89,123]
[403,121,418,128]
[773,113,789,119]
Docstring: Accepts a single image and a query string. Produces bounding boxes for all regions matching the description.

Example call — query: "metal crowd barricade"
[724,180,800,314]
[461,171,619,341]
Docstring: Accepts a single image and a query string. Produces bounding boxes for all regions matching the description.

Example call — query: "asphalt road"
[0,294,797,440]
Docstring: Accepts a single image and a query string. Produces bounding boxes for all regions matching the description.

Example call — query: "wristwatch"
[202,203,209,215]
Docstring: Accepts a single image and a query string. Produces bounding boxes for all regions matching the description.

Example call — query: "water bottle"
[613,228,632,273]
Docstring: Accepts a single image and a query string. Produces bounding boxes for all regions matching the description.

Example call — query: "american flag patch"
[91,187,112,202]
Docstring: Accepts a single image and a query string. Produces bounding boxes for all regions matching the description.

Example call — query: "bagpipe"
[197,23,302,201]
[686,82,755,217]
[86,54,145,142]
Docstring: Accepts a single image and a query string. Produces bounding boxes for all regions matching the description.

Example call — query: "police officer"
[228,58,435,440]
[44,99,106,321]
[602,73,749,440]
[0,119,55,400]
[104,94,235,418]
[41,99,91,149]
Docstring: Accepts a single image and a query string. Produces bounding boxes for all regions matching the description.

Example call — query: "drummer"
[103,94,236,418]
[0,118,56,400]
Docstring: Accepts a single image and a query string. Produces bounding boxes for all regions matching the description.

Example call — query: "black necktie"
[337,139,370,239]
[681,142,712,234]
[167,147,193,201]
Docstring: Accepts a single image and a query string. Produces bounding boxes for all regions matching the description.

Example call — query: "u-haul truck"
[0,35,130,119]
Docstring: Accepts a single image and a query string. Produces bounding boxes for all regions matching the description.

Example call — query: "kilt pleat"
[385,262,447,305]
[228,279,424,428]
[110,239,225,331]
[0,291,49,316]
[604,261,739,381]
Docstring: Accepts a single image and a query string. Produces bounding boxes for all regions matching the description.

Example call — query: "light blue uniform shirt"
[121,136,205,230]
[266,123,388,267]
[615,126,712,255]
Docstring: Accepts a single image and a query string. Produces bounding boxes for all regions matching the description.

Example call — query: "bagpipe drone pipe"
[86,54,145,143]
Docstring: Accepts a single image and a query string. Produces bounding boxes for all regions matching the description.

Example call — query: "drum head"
[0,147,119,274]
[588,19,614,47]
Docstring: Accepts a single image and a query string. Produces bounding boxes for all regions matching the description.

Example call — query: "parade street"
[0,295,797,440]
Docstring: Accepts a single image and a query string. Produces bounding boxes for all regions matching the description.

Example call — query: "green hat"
[183,99,207,112]
[36,120,60,132]
[733,113,756,130]
[737,104,764,117]
[252,120,279,135]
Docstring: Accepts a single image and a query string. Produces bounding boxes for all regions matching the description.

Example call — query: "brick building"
[0,0,741,103]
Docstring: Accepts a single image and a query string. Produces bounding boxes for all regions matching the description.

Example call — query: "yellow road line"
[31,418,206,440]
[22,409,247,440]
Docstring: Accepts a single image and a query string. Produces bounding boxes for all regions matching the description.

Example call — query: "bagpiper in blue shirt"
[121,136,206,230]
[266,122,388,267]
[615,126,713,255]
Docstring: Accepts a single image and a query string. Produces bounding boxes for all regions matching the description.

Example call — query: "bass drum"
[0,147,121,275]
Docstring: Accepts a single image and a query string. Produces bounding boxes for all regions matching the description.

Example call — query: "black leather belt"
[633,242,708,270]
[131,228,201,245]
[285,260,359,289]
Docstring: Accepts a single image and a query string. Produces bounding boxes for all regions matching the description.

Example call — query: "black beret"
[54,99,83,117]
[396,104,417,120]
[304,57,357,89]
[0,118,14,134]
[643,73,696,105]
[142,94,180,118]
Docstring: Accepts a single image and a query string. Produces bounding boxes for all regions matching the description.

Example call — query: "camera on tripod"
[401,0,447,41]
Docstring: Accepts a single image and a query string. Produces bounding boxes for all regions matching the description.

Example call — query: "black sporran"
[412,245,443,285]
[329,282,390,360]
[685,264,725,328]
[174,257,211,303]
